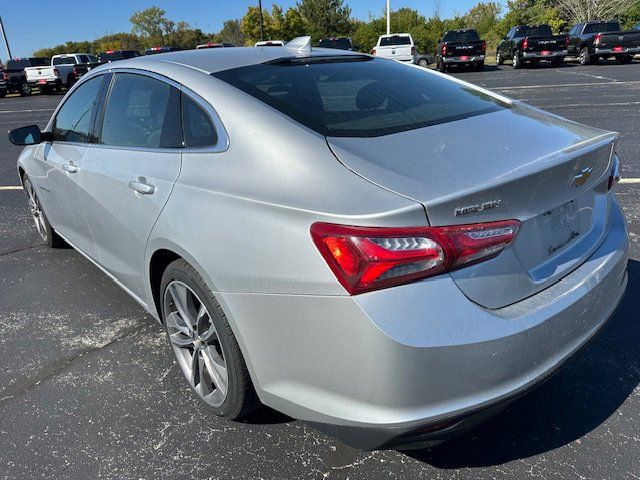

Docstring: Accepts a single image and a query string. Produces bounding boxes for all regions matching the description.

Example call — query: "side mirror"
[8,125,51,145]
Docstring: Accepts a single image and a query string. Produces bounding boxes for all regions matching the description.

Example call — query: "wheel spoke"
[189,350,199,386]
[202,346,228,395]
[165,311,191,337]
[169,331,193,347]
[196,303,209,334]
[168,283,194,333]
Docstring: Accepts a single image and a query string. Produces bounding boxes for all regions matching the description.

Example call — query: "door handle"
[62,163,79,173]
[128,177,155,195]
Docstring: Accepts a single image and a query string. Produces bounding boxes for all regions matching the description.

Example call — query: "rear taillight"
[608,152,621,191]
[411,46,416,55]
[522,37,528,50]
[73,68,78,77]
[53,68,60,77]
[441,44,447,56]
[370,48,376,55]
[2,71,7,81]
[594,33,602,46]
[311,220,520,294]
[565,36,570,48]
[481,40,486,53]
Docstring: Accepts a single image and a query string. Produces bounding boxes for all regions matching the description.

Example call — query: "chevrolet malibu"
[10,38,628,450]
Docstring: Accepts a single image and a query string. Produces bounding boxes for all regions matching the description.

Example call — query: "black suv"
[6,57,49,96]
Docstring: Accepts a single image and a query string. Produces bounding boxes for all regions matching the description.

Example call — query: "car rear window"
[516,25,553,37]
[318,38,352,50]
[53,57,77,65]
[442,31,480,42]
[584,22,620,34]
[213,56,508,138]
[379,35,411,46]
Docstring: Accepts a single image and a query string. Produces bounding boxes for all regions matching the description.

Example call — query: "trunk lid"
[327,105,617,308]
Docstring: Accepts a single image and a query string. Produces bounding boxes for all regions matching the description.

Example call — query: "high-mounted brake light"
[594,33,602,46]
[311,220,520,294]
[522,37,529,50]
[608,152,621,190]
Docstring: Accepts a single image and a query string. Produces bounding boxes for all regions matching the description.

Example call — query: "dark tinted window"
[31,58,49,67]
[53,56,77,65]
[516,25,553,37]
[182,94,217,147]
[634,23,640,31]
[98,51,139,62]
[100,74,181,148]
[442,30,480,42]
[318,38,353,50]
[52,76,103,142]
[7,59,29,69]
[214,57,508,138]
[584,22,620,34]
[379,35,411,46]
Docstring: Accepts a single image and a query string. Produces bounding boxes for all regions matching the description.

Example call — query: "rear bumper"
[28,78,61,88]
[221,199,628,450]
[443,54,485,63]
[522,49,568,59]
[595,47,640,55]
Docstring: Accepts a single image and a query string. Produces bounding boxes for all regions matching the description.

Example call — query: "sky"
[0,0,502,60]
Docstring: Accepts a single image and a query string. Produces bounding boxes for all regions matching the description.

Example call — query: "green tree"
[465,2,501,38]
[218,19,246,46]
[282,8,309,40]
[297,0,352,40]
[241,6,275,43]
[130,6,175,47]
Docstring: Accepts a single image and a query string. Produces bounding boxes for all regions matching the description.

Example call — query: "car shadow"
[404,258,639,468]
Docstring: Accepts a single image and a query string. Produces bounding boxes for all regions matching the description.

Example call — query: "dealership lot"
[1,61,639,479]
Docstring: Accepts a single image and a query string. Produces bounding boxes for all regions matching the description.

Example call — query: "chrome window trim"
[46,67,229,154]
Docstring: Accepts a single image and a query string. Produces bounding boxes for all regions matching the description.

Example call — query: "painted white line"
[0,108,55,114]
[495,80,640,90]
[0,185,22,190]
[538,101,640,108]
[620,178,640,184]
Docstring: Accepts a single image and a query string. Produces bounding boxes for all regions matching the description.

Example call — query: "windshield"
[379,36,411,46]
[213,57,508,138]
[442,31,480,42]
[318,38,352,50]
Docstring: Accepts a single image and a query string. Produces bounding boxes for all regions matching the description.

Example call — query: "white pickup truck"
[25,53,99,93]
[371,33,415,62]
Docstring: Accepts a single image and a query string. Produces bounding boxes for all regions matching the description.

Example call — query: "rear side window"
[442,31,480,42]
[214,57,508,138]
[379,36,411,46]
[182,94,217,148]
[52,75,104,142]
[99,73,181,148]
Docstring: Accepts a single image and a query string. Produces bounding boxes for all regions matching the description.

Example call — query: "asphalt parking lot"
[1,60,639,480]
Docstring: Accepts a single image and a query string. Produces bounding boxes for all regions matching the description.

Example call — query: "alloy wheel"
[24,179,48,242]
[164,280,229,407]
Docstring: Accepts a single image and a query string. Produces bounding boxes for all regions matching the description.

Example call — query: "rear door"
[34,74,106,256]
[77,72,183,300]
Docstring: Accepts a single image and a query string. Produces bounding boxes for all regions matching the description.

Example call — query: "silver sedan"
[10,38,628,449]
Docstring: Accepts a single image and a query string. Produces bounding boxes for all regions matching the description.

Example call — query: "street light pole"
[386,0,390,35]
[258,0,264,41]
[0,16,13,61]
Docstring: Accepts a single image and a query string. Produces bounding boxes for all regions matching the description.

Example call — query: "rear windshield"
[442,30,480,42]
[100,51,139,61]
[318,38,352,50]
[379,35,411,46]
[9,58,48,69]
[516,25,552,37]
[53,56,77,65]
[584,22,620,34]
[213,56,507,138]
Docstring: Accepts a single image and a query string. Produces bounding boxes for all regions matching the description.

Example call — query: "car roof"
[104,46,364,75]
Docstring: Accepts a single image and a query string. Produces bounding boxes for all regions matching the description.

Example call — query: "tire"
[474,61,484,71]
[160,259,259,420]
[19,81,31,96]
[579,47,591,65]
[66,76,76,90]
[620,55,633,64]
[496,51,504,65]
[0,89,6,98]
[512,50,522,69]
[550,57,564,68]
[437,59,447,73]
[22,177,66,248]
[418,58,429,68]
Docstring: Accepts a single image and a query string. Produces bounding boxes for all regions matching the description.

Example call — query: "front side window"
[52,75,104,142]
[99,73,181,148]
[214,56,508,138]
[182,94,217,148]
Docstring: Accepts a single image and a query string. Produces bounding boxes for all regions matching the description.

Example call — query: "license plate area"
[38,79,47,84]
[542,200,581,256]
[541,50,551,56]
[459,55,469,61]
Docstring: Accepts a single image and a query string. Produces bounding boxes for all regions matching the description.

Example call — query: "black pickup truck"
[497,24,568,68]
[436,29,486,72]
[4,57,49,96]
[568,20,640,64]
[0,66,7,97]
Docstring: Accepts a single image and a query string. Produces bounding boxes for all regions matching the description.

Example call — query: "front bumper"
[523,49,568,59]
[221,199,628,449]
[443,54,485,64]
[595,47,640,55]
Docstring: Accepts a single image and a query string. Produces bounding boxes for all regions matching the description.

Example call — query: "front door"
[77,72,183,300]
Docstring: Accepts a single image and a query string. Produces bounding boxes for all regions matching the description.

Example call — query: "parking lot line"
[0,185,22,190]
[495,80,640,91]
[620,178,640,184]
[0,108,55,114]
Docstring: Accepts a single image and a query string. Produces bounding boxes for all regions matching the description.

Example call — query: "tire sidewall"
[23,177,53,246]
[160,261,244,418]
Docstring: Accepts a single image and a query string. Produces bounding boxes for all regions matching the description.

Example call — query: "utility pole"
[386,0,390,35]
[0,15,12,61]
[258,0,264,41]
